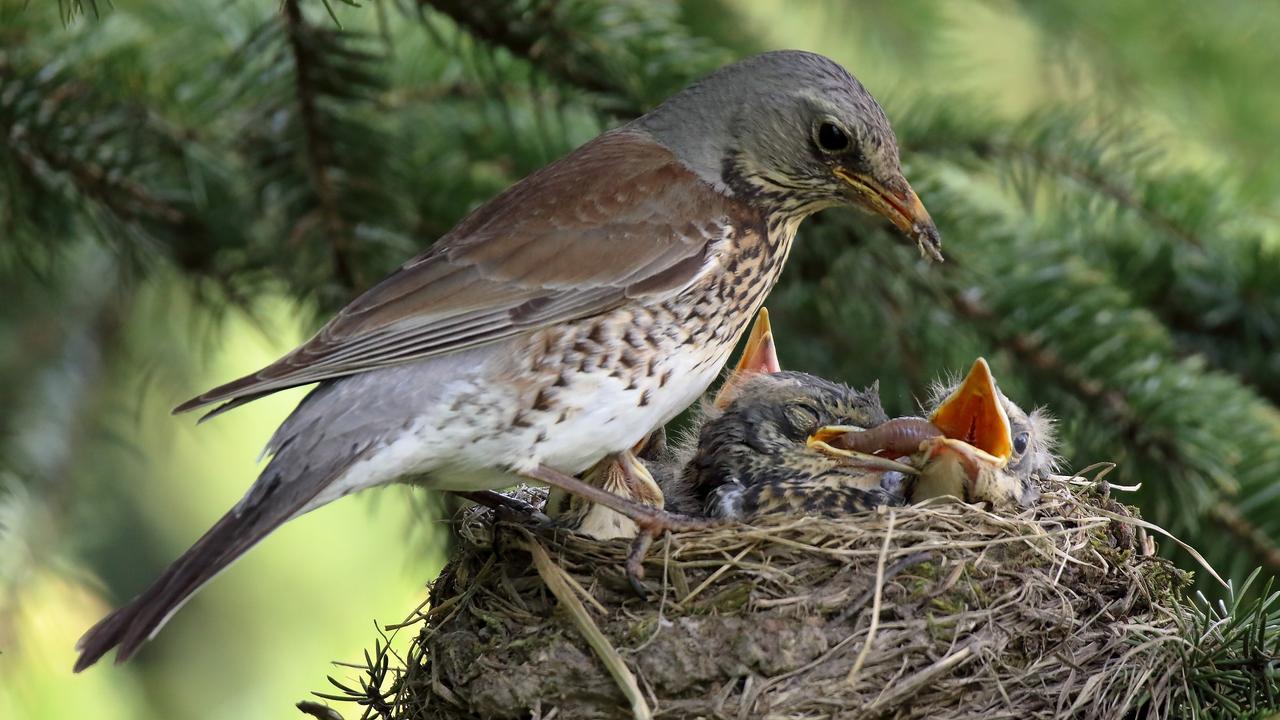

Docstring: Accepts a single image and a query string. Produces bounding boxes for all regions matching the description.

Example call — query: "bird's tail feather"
[73,474,315,672]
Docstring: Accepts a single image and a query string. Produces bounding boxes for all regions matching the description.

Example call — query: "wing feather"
[176,130,755,414]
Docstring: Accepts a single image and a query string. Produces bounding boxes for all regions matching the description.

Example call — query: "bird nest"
[334,474,1264,720]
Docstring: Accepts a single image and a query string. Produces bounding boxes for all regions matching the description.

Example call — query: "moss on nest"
[326,477,1279,720]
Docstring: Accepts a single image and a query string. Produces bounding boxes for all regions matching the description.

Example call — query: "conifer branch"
[901,104,1280,405]
[283,0,360,292]
[0,61,188,242]
[423,0,631,109]
[419,0,728,118]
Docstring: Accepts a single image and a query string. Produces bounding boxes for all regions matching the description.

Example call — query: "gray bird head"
[671,371,889,511]
[710,371,889,453]
[635,50,940,258]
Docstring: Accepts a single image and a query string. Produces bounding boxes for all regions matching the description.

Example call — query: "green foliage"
[0,52,229,277]
[901,104,1280,405]
[228,0,410,303]
[425,0,730,117]
[1168,569,1280,717]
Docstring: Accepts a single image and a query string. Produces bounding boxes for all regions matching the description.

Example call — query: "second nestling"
[660,310,1058,522]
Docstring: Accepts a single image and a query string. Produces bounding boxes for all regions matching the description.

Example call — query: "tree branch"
[283,0,361,292]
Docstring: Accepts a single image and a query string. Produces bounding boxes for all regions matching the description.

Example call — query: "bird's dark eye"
[815,122,850,153]
[1013,431,1030,455]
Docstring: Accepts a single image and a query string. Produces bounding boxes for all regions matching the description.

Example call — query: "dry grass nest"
[326,469,1280,720]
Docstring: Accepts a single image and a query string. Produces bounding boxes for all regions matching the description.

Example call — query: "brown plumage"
[179,131,752,419]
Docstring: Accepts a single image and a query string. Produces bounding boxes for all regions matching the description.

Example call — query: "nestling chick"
[669,311,1056,520]
[913,357,1056,507]
[813,357,1056,509]
[665,309,908,519]
[670,370,901,519]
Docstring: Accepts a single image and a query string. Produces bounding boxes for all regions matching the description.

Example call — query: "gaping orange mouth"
[927,357,1012,464]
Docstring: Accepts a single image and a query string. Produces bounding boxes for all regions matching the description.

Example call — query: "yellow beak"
[735,307,780,376]
[834,168,942,262]
[713,308,781,409]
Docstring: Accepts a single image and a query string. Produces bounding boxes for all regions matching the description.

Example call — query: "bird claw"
[624,509,716,598]
[519,463,715,597]
[626,532,655,598]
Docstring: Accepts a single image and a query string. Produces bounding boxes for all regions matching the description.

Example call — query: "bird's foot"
[625,508,716,598]
[521,463,717,598]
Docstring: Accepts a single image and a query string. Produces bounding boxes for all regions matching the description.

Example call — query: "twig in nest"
[1090,509,1227,588]
[296,700,345,720]
[866,642,977,711]
[831,551,936,627]
[523,533,652,720]
[848,510,896,684]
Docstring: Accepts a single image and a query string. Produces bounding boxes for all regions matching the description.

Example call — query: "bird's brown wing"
[176,129,756,415]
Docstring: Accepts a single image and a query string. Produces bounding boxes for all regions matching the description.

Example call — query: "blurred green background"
[2,1,1278,718]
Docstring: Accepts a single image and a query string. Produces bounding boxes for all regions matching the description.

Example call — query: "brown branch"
[282,0,361,292]
[1007,143,1205,249]
[7,137,184,225]
[949,289,1132,419]
[910,135,1207,250]
[1209,502,1280,572]
[421,0,645,117]
[0,70,187,228]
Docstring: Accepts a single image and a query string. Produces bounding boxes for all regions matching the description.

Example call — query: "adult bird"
[74,50,939,670]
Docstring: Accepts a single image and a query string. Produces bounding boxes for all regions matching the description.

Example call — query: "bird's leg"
[626,532,657,596]
[613,449,677,595]
[521,463,716,596]
[453,490,552,524]
[523,463,712,530]
[545,430,666,526]
[564,449,666,541]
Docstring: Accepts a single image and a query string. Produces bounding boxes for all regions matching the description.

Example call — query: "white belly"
[530,350,730,473]
[304,342,731,508]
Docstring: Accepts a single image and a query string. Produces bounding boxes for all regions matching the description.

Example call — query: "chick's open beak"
[712,308,781,410]
[928,358,1013,464]
[834,168,942,262]
[734,308,781,376]
[918,437,1006,480]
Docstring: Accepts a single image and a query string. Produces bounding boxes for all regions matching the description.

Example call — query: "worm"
[827,417,942,456]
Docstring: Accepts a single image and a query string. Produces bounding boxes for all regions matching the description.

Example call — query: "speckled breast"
[504,217,799,473]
